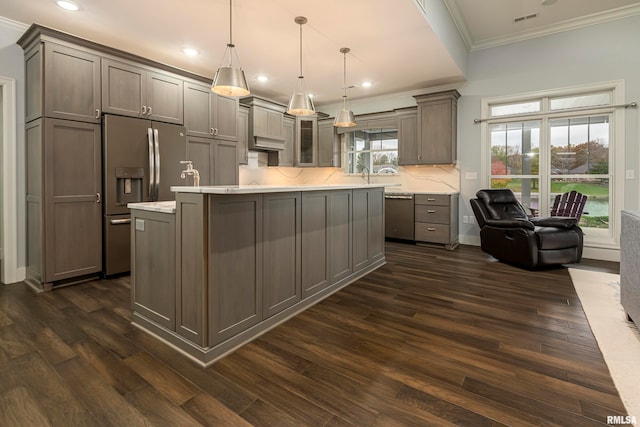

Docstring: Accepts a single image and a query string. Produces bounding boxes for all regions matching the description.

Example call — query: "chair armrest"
[530,216,578,228]
[484,219,535,230]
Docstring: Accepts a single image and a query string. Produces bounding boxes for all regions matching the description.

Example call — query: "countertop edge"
[170,183,400,194]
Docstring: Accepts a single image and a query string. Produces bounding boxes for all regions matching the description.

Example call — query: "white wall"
[457,14,640,258]
[0,17,27,278]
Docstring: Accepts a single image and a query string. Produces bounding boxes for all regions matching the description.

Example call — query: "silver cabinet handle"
[142,105,147,115]
[427,198,436,201]
[154,128,160,198]
[214,128,219,136]
[427,227,436,231]
[427,209,436,213]
[95,108,100,119]
[96,193,101,203]
[148,106,152,116]
[210,128,215,135]
[148,128,154,199]
[110,218,131,225]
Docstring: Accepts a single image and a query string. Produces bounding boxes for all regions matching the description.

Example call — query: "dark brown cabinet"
[101,58,184,125]
[25,41,101,124]
[184,80,238,140]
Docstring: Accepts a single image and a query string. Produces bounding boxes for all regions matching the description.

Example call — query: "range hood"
[240,96,287,152]
[251,135,285,151]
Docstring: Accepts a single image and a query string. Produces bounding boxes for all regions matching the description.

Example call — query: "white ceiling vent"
[514,13,538,23]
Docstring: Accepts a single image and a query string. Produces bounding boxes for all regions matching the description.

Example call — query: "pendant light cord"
[298,22,303,78]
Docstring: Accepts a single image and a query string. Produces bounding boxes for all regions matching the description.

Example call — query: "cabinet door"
[213,139,239,185]
[213,94,238,141]
[296,117,316,166]
[329,190,352,283]
[419,100,453,164]
[101,58,145,118]
[147,70,184,125]
[132,211,176,330]
[186,136,213,186]
[43,119,102,283]
[269,115,295,167]
[317,120,336,167]
[263,192,301,318]
[398,112,418,165]
[184,81,214,138]
[209,195,263,345]
[301,192,330,298]
[238,105,249,165]
[44,43,101,123]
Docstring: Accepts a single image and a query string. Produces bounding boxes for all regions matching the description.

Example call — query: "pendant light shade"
[287,16,315,116]
[212,0,250,97]
[334,47,357,127]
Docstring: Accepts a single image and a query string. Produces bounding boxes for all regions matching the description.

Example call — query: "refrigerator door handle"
[153,128,160,201]
[147,128,155,200]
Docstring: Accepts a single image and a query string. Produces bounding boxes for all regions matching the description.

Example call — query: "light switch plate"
[465,172,478,180]
[135,219,145,231]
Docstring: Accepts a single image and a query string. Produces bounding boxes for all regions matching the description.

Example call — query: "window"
[483,83,625,247]
[345,128,399,175]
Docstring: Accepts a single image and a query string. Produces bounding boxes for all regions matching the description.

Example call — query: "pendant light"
[334,47,357,127]
[211,0,250,97]
[287,16,315,116]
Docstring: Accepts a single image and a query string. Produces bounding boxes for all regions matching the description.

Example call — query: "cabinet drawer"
[415,223,450,244]
[415,205,450,224]
[415,194,450,206]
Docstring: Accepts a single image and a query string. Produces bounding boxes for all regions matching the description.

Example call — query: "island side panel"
[263,192,302,318]
[369,187,385,264]
[209,194,264,345]
[131,209,176,330]
[301,191,330,298]
[175,193,208,346]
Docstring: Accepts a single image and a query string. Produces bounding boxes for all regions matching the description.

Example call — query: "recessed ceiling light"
[56,0,79,11]
[257,75,268,82]
[361,81,372,88]
[182,48,199,57]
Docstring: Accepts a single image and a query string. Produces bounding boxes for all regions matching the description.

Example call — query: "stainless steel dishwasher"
[384,193,415,240]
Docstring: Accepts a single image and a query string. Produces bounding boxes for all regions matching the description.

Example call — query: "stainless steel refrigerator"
[102,114,186,275]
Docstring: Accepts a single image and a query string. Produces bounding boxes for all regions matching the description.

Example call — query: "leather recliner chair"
[470,189,584,269]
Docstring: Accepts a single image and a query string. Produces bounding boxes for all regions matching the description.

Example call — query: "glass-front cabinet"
[296,116,317,166]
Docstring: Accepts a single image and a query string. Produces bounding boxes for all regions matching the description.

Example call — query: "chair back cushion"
[476,189,529,220]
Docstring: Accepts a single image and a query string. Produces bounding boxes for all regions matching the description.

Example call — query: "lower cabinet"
[353,187,385,271]
[414,193,459,249]
[131,209,176,330]
[301,192,331,298]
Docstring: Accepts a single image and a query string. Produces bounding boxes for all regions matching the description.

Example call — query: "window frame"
[343,128,400,176]
[480,80,626,250]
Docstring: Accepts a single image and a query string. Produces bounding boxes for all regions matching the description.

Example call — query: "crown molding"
[0,16,29,33]
[441,0,473,51]
[470,3,640,52]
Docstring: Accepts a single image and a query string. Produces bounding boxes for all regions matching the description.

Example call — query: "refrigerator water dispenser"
[115,167,143,205]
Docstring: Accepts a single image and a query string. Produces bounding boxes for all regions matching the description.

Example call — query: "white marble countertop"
[171,183,399,194]
[128,201,176,213]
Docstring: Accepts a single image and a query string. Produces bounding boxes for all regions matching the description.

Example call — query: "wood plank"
[181,393,253,427]
[0,386,52,427]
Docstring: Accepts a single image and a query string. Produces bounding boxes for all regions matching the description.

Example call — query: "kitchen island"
[129,184,387,366]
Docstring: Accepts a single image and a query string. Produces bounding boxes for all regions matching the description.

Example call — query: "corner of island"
[128,184,395,366]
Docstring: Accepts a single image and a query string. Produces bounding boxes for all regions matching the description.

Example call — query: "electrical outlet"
[465,172,478,180]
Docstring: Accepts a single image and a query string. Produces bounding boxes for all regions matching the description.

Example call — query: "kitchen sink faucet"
[180,161,200,187]
[362,167,371,184]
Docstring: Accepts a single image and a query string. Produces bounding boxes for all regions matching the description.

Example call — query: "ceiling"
[2,0,640,108]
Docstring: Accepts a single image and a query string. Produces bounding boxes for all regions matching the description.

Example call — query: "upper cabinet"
[296,116,317,167]
[25,41,101,124]
[397,110,418,165]
[411,90,460,165]
[102,58,184,125]
[184,80,238,141]
[238,104,250,165]
[317,118,340,167]
[267,115,295,167]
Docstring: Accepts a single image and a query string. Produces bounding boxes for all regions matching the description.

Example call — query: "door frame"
[1,77,23,284]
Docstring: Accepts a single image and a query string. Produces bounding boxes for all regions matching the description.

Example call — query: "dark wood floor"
[0,242,627,426]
